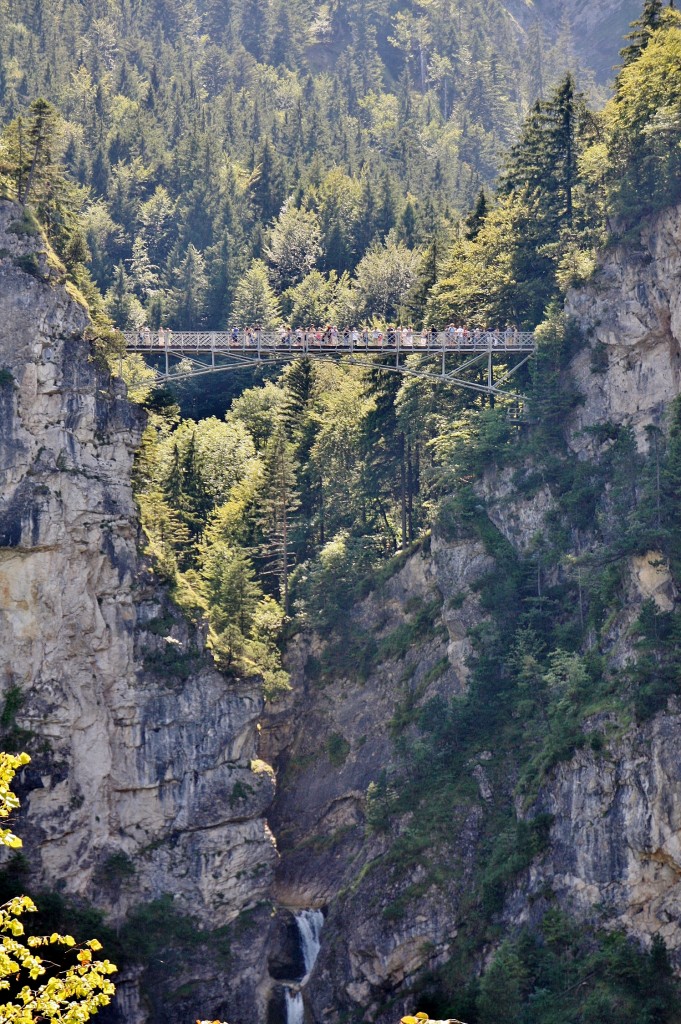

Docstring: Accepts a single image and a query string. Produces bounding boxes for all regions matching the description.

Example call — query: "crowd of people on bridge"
[134,324,526,349]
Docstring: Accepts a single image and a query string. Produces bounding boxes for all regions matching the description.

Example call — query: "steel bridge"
[123,329,537,398]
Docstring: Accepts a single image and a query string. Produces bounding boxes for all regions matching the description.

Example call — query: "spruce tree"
[619,0,664,69]
[282,358,318,556]
[259,424,300,614]
[464,188,489,240]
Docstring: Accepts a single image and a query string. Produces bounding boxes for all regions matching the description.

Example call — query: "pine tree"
[282,358,319,555]
[619,0,664,69]
[399,200,416,248]
[502,75,583,231]
[20,98,59,206]
[259,424,300,614]
[202,543,262,636]
[464,188,488,240]
[362,371,408,550]
[251,139,286,224]
[105,262,145,330]
[129,235,158,299]
[375,172,396,241]
[168,244,208,328]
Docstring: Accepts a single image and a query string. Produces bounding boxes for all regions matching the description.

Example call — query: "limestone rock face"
[263,534,493,1022]
[512,709,681,962]
[567,204,681,449]
[262,204,681,1022]
[0,201,276,1023]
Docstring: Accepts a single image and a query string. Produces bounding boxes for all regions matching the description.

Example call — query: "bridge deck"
[124,330,536,355]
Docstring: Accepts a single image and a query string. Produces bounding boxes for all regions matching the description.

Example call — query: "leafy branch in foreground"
[0,752,117,1024]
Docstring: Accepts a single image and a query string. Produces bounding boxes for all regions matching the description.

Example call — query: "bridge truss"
[123,330,537,398]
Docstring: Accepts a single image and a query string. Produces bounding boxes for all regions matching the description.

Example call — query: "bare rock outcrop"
[508,708,681,962]
[567,204,681,448]
[0,201,276,1023]
[263,204,681,1022]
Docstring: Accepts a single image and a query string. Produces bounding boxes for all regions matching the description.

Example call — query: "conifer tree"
[259,424,300,614]
[202,543,262,636]
[619,0,665,69]
[251,139,286,224]
[464,188,489,240]
[169,244,208,328]
[282,358,318,555]
[362,371,408,550]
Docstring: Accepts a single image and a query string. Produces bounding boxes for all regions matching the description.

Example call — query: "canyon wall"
[263,202,681,1023]
[4,194,681,1024]
[0,201,276,1024]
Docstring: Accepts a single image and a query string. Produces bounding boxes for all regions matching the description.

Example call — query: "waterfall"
[284,909,324,1024]
[296,909,324,980]
[285,990,304,1024]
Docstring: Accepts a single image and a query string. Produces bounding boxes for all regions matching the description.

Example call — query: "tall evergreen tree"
[259,424,300,614]
[464,188,489,240]
[619,0,665,69]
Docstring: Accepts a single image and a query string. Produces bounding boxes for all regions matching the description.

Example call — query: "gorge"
[2,1,681,1022]
[3,187,681,1021]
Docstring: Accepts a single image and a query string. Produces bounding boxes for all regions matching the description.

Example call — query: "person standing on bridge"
[157,326,165,346]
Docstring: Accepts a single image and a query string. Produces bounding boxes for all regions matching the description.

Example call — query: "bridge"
[123,329,537,398]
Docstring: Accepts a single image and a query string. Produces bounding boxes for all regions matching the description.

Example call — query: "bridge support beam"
[124,330,537,399]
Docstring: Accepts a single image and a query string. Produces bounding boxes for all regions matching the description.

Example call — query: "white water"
[284,909,324,1024]
[297,909,324,981]
[285,990,304,1024]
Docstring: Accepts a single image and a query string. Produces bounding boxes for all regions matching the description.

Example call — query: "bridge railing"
[123,329,536,353]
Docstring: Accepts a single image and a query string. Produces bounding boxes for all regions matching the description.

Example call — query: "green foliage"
[608,9,681,225]
[377,600,441,662]
[117,895,230,966]
[0,686,33,752]
[0,0,621,338]
[232,260,281,327]
[473,917,679,1024]
[479,815,554,916]
[429,76,606,329]
[327,733,351,767]
[99,852,136,884]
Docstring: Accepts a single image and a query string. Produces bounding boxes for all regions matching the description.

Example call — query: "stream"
[284,910,325,1024]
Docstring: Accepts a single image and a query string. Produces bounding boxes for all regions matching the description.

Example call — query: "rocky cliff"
[0,201,277,1024]
[5,191,681,1024]
[261,202,681,1023]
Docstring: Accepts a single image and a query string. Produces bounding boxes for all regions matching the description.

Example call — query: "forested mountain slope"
[0,0,631,333]
[4,3,681,1024]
